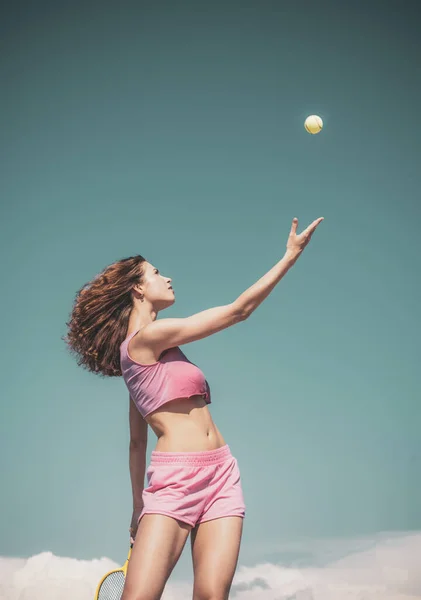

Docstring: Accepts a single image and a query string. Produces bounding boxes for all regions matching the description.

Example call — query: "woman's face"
[141,262,174,310]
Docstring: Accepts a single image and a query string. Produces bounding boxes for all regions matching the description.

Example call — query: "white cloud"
[0,552,119,599]
[0,532,420,600]
[232,532,421,599]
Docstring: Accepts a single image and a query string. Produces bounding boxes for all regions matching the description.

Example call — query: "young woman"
[65,216,323,600]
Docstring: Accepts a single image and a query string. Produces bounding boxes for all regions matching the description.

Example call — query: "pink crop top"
[120,329,211,418]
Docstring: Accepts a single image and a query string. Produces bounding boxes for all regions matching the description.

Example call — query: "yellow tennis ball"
[304,115,323,134]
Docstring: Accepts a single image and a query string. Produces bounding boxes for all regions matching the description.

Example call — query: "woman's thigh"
[190,516,244,600]
[122,514,192,600]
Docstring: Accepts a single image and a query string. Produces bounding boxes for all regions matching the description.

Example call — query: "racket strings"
[97,570,126,599]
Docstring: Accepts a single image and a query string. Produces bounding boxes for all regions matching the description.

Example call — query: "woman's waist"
[146,399,225,451]
[154,430,226,453]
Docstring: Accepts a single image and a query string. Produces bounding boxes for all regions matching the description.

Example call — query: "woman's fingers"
[295,217,323,250]
[289,217,299,236]
[302,217,324,237]
[291,216,323,239]
[287,216,323,253]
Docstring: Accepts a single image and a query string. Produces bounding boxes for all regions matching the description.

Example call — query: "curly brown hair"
[63,254,147,377]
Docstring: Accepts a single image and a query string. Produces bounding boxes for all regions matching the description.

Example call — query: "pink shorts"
[138,444,246,528]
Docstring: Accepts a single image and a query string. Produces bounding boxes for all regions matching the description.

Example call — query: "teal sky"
[1,0,420,583]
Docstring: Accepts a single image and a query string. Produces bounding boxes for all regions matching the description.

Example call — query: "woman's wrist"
[284,248,301,264]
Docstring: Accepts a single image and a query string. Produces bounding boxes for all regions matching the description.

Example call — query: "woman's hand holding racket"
[129,503,144,545]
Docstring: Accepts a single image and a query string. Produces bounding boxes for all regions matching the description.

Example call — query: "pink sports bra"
[120,329,211,419]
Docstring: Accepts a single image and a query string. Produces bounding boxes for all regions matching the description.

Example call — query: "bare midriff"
[144,395,226,452]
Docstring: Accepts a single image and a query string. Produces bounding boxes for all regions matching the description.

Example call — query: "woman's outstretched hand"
[286,217,324,258]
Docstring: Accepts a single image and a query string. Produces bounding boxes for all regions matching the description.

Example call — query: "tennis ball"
[304,115,323,134]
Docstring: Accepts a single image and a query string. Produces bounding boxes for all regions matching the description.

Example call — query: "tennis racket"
[94,542,133,600]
